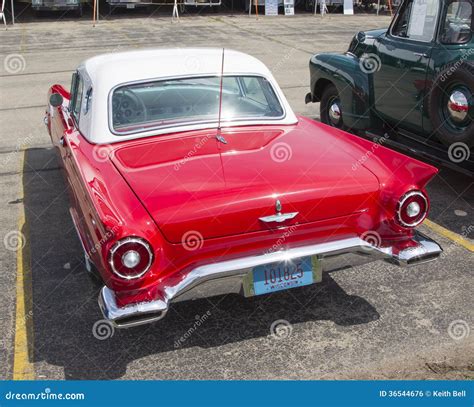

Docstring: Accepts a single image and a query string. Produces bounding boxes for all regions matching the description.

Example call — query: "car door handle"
[59,136,65,146]
[414,52,429,58]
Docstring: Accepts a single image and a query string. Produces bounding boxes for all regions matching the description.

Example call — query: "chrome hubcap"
[328,101,342,125]
[447,90,469,123]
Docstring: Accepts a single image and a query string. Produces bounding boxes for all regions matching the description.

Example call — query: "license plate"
[243,256,322,297]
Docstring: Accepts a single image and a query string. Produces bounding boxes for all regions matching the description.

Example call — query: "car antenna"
[216,48,228,145]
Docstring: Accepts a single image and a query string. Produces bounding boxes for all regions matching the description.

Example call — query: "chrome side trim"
[69,208,94,273]
[69,208,89,256]
[99,231,442,328]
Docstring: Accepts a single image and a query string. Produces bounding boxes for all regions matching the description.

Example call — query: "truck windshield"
[110,75,284,135]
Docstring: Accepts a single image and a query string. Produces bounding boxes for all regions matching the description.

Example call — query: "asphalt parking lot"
[0,13,473,380]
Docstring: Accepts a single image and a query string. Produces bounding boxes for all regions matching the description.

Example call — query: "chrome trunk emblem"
[259,199,298,223]
[275,199,282,213]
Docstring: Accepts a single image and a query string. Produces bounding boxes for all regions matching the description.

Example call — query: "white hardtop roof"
[82,48,273,89]
[76,48,298,144]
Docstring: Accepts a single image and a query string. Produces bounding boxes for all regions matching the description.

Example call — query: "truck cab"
[306,0,473,173]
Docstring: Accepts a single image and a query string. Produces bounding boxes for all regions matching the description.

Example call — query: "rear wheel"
[320,84,345,130]
[428,62,473,147]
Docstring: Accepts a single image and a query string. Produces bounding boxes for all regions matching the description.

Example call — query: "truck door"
[372,0,441,133]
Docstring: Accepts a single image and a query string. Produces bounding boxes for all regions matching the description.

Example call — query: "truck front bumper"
[99,231,442,328]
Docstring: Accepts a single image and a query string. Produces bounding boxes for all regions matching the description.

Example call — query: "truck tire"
[320,84,346,130]
[427,62,473,147]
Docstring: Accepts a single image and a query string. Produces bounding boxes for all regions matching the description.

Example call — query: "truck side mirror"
[50,93,64,107]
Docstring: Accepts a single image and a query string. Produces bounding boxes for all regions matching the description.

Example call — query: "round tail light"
[108,237,153,279]
[396,191,428,228]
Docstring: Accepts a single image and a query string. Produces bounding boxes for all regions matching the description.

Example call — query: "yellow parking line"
[13,150,35,380]
[424,219,474,252]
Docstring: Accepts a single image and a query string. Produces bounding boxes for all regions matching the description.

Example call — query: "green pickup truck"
[306,0,473,174]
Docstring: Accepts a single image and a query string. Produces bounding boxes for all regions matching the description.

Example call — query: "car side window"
[69,72,78,113]
[440,0,472,43]
[73,76,84,121]
[241,77,268,105]
[70,72,84,123]
[392,0,441,41]
[84,87,93,115]
[392,1,413,37]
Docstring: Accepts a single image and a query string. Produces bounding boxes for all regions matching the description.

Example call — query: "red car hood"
[111,120,380,243]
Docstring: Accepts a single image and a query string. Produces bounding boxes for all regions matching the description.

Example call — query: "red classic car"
[46,48,442,329]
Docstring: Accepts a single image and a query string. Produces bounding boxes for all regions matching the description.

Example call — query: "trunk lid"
[111,121,380,243]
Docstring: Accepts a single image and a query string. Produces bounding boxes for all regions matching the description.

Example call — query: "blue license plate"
[243,256,322,297]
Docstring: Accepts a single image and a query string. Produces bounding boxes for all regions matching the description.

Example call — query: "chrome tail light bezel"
[396,190,429,228]
[108,237,153,280]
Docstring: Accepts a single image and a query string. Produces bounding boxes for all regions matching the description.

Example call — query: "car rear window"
[110,75,285,135]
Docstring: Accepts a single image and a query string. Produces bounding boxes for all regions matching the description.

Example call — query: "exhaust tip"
[113,310,168,329]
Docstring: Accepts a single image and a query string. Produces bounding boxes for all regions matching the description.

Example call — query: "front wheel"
[320,84,345,130]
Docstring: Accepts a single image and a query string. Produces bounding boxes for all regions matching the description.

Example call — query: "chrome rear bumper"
[99,231,442,328]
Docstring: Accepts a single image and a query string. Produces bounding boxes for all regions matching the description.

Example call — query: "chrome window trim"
[107,73,287,137]
[396,190,428,227]
[84,87,93,115]
[108,237,154,280]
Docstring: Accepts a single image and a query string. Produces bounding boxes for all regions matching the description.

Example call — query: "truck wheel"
[320,84,345,130]
[428,62,473,148]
